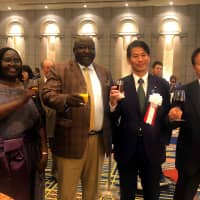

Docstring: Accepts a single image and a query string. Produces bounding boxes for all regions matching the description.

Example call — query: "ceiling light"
[169,1,174,6]
[125,3,129,7]
[8,6,11,10]
[83,4,87,8]
[45,5,48,9]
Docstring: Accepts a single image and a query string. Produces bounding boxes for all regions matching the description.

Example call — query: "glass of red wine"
[115,79,125,98]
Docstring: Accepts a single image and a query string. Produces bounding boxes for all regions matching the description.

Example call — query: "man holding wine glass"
[168,48,200,200]
[110,40,172,200]
[42,36,113,200]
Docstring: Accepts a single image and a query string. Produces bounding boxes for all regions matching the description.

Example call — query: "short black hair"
[127,40,150,58]
[152,61,163,68]
[191,48,200,66]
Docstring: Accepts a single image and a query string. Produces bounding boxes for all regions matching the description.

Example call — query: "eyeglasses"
[2,57,21,64]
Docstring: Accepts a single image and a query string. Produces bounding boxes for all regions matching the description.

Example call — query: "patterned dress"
[0,82,44,200]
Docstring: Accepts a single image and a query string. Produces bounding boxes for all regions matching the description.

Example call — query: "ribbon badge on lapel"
[144,93,163,126]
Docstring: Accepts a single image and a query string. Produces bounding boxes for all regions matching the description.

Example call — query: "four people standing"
[0,36,199,199]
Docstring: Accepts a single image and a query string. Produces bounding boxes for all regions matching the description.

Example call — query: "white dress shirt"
[110,72,149,112]
[79,63,103,131]
[132,72,148,95]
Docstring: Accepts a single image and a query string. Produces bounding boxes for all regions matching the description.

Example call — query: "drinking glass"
[171,89,186,122]
[115,79,125,98]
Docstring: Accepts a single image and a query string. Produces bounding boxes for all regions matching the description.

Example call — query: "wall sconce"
[73,19,100,38]
[113,18,141,49]
[159,18,184,81]
[40,21,63,38]
[40,21,63,60]
[6,22,24,53]
[7,22,24,38]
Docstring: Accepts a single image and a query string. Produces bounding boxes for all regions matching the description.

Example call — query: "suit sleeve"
[42,65,67,113]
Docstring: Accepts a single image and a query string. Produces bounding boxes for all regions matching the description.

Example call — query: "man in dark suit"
[169,48,200,200]
[42,36,112,200]
[110,40,171,200]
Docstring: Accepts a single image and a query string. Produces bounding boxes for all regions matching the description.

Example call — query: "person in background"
[42,36,113,200]
[169,47,200,200]
[151,61,163,78]
[33,67,41,79]
[169,75,182,92]
[110,40,172,200]
[21,64,34,88]
[0,47,47,200]
[39,59,57,180]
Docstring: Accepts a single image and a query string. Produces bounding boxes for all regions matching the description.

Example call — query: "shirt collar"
[132,72,148,84]
[78,63,94,70]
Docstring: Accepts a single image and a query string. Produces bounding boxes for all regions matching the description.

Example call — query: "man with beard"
[42,36,112,200]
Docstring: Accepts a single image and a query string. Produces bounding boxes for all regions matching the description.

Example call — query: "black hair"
[191,48,200,66]
[127,40,150,58]
[170,75,177,82]
[19,64,34,81]
[151,61,163,68]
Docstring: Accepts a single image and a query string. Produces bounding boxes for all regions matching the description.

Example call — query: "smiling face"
[73,37,95,67]
[0,49,22,81]
[127,46,150,76]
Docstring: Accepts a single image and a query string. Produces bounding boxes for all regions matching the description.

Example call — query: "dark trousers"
[117,136,161,200]
[174,168,200,200]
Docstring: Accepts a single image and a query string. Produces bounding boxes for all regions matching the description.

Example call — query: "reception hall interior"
[0,0,200,199]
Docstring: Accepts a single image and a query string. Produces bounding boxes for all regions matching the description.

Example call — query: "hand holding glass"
[171,89,185,122]
[28,79,39,97]
[79,93,89,105]
[115,80,125,98]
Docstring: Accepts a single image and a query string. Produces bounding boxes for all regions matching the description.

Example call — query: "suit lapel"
[70,61,87,92]
[143,75,156,111]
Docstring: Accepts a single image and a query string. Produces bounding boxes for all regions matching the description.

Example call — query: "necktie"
[137,78,145,112]
[83,67,95,131]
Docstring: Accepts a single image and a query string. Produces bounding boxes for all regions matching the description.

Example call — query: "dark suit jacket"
[111,74,171,166]
[42,60,112,158]
[176,80,200,176]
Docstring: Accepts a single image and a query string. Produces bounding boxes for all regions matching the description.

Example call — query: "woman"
[0,47,47,200]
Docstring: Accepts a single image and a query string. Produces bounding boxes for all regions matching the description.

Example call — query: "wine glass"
[115,80,125,98]
[28,79,39,98]
[171,89,186,122]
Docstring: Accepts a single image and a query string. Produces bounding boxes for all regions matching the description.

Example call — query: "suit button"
[139,127,142,131]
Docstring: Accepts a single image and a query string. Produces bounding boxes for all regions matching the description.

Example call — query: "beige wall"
[0,5,200,83]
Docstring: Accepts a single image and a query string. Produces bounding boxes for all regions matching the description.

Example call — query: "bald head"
[73,36,95,66]
[41,59,55,76]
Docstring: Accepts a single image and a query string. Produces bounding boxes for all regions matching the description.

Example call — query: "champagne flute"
[171,89,186,122]
[115,79,125,98]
